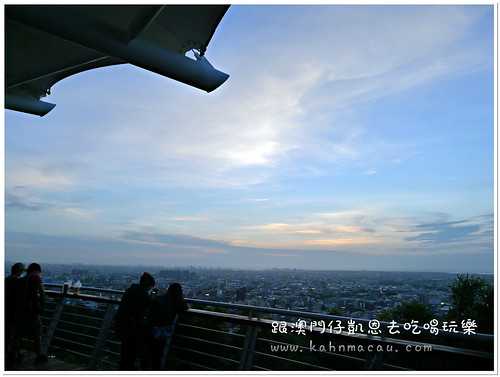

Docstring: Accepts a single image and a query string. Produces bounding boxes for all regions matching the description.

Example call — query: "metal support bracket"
[41,297,65,355]
[88,303,115,370]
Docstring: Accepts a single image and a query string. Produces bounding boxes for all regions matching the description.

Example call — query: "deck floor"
[5,353,84,372]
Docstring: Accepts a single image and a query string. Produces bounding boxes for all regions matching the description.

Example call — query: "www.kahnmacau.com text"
[270,341,433,353]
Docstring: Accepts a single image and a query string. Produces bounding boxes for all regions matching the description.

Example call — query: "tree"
[379,300,435,324]
[328,307,344,316]
[447,274,493,334]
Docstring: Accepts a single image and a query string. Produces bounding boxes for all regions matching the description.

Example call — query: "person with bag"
[8,263,48,366]
[145,282,189,370]
[115,272,156,370]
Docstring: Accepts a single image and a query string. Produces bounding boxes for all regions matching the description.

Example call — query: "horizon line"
[3,260,493,275]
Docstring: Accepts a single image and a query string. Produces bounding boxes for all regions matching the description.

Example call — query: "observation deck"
[7,284,494,372]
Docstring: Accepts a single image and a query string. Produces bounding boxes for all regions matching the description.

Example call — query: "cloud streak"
[6,191,98,218]
[5,219,494,272]
[405,217,494,245]
[238,212,493,254]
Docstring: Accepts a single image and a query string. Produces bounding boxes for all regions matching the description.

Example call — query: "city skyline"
[5,5,495,273]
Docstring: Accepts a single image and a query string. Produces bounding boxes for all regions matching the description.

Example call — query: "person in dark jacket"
[9,263,48,366]
[5,263,25,361]
[115,272,156,370]
[146,282,188,370]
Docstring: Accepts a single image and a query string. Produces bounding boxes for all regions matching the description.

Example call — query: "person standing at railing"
[8,263,48,366]
[115,272,157,370]
[5,262,25,364]
[144,282,189,370]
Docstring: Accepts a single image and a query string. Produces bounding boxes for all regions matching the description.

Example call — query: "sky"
[4,4,495,273]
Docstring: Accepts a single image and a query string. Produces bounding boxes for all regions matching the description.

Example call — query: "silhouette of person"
[5,262,25,360]
[145,282,188,370]
[9,263,48,366]
[115,272,156,370]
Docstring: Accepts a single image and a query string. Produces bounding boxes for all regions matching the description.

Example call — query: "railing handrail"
[44,283,494,344]
[183,308,494,360]
[183,298,493,343]
[35,286,494,371]
[45,283,124,295]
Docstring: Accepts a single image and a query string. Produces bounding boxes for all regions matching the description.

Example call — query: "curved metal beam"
[7,5,229,93]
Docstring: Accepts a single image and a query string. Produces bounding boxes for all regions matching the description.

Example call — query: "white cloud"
[168,217,214,222]
[28,5,489,193]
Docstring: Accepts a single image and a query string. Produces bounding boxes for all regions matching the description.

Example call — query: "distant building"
[236,287,247,301]
[159,269,196,281]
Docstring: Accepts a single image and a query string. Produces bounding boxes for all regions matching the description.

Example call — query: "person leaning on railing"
[144,282,189,370]
[114,272,156,371]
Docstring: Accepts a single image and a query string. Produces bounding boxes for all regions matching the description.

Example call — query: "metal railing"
[25,284,494,371]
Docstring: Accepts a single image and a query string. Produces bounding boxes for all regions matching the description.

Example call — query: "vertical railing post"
[41,297,65,355]
[239,311,260,371]
[364,331,385,370]
[159,314,179,369]
[88,303,115,370]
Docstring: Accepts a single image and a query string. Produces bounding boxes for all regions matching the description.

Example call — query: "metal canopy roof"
[5,5,230,116]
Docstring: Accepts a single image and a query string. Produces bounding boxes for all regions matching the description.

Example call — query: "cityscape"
[6,261,493,323]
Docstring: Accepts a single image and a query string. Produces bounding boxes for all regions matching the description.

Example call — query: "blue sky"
[4,4,495,272]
